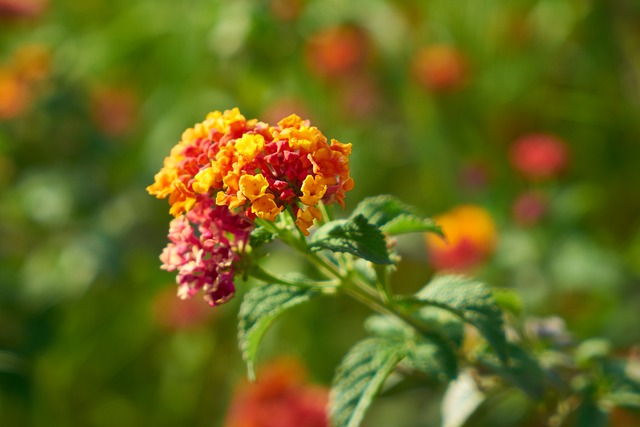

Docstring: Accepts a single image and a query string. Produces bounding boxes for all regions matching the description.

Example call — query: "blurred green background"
[1,0,640,426]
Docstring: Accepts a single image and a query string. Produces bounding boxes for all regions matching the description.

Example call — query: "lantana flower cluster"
[148,108,353,306]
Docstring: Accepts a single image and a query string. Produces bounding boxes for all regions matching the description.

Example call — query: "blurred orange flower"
[305,25,370,81]
[413,44,467,92]
[509,133,569,180]
[224,357,329,427]
[12,44,51,82]
[270,0,304,22]
[0,44,52,121]
[0,69,30,120]
[426,205,497,271]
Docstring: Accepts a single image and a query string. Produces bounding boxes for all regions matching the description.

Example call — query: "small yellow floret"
[193,168,214,194]
[295,206,323,236]
[251,194,283,221]
[235,133,265,161]
[239,174,269,202]
[299,175,327,206]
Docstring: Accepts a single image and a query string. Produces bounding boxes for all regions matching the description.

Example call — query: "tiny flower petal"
[235,133,265,161]
[295,206,323,236]
[251,194,283,221]
[239,173,269,202]
[299,175,327,206]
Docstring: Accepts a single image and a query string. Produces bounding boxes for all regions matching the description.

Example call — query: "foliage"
[2,1,640,426]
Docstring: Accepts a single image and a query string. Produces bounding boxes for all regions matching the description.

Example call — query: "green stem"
[250,264,339,290]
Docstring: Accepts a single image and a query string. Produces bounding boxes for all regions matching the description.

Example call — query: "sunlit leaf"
[311,215,391,264]
[330,338,406,427]
[351,195,443,236]
[414,275,509,363]
[238,284,318,380]
[405,337,457,381]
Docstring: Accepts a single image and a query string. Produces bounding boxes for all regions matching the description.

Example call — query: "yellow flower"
[425,204,497,271]
[299,175,327,206]
[235,133,265,161]
[239,174,269,202]
[295,206,323,236]
[251,194,283,221]
[193,168,214,194]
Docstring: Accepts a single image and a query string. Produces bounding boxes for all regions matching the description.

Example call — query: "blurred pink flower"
[224,357,329,427]
[91,87,139,136]
[339,75,380,119]
[152,286,214,331]
[509,133,569,180]
[0,0,47,20]
[459,161,490,192]
[261,97,310,126]
[512,191,546,226]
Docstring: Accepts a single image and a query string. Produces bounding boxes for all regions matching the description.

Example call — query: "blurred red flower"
[305,25,370,81]
[224,357,329,427]
[509,133,568,180]
[426,205,497,272]
[412,44,467,92]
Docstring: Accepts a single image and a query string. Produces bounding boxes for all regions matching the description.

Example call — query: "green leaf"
[405,337,458,381]
[351,195,443,236]
[364,314,411,339]
[310,215,391,264]
[492,288,524,316]
[238,284,318,380]
[575,338,611,367]
[414,306,465,349]
[330,338,406,427]
[365,314,458,381]
[481,343,547,399]
[576,396,609,427]
[414,275,509,363]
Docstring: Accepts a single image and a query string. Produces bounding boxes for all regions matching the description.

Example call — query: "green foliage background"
[1,0,639,425]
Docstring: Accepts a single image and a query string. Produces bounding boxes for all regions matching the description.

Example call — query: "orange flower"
[224,357,329,427]
[305,25,370,81]
[426,205,497,271]
[148,108,353,235]
[0,68,29,120]
[413,44,467,92]
[295,206,323,236]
